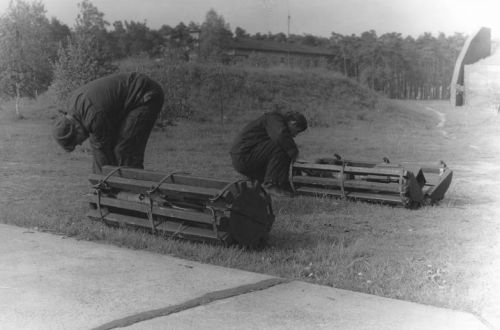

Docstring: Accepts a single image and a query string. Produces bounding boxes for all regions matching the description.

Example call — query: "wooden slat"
[292,175,401,193]
[400,162,444,174]
[343,161,378,168]
[293,162,404,176]
[87,209,229,242]
[313,158,378,168]
[317,159,398,168]
[316,160,447,175]
[101,166,229,190]
[114,191,207,212]
[89,174,219,199]
[295,186,403,204]
[87,194,214,225]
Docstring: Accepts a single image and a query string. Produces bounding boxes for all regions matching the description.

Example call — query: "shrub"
[50,38,117,108]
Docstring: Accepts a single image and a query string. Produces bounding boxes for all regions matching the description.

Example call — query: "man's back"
[230,111,298,160]
[69,72,163,121]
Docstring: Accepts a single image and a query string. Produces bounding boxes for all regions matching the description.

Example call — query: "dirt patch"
[424,106,446,128]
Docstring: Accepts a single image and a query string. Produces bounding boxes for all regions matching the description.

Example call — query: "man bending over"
[52,72,164,174]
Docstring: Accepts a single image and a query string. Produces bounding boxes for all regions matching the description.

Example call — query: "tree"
[199,9,233,62]
[201,65,244,127]
[172,22,191,45]
[0,0,55,118]
[48,17,71,52]
[108,20,127,59]
[415,33,438,99]
[74,0,107,35]
[124,20,154,55]
[358,30,382,89]
[330,32,348,75]
[50,0,116,105]
[160,22,192,62]
[74,0,112,58]
[234,26,249,39]
[302,34,321,47]
[341,34,363,81]
[379,32,405,98]
[271,32,287,43]
[108,20,166,58]
[325,29,465,100]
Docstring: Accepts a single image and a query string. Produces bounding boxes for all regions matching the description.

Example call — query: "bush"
[50,38,117,108]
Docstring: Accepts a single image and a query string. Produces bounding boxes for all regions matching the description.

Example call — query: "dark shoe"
[263,184,293,198]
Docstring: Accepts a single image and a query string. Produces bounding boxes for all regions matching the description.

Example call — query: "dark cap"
[284,111,308,131]
[52,116,76,152]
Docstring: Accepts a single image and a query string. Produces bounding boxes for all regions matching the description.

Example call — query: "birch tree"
[0,0,53,118]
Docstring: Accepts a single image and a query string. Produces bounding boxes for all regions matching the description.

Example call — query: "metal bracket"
[399,168,406,204]
[207,206,220,240]
[93,166,122,191]
[144,171,190,234]
[147,171,190,195]
[289,161,296,193]
[340,160,346,199]
[95,189,107,221]
[93,167,122,221]
[209,179,247,203]
[145,197,158,234]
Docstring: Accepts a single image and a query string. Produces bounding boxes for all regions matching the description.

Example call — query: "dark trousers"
[91,98,162,174]
[231,140,292,188]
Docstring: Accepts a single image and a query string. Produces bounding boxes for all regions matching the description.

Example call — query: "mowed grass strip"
[0,94,496,316]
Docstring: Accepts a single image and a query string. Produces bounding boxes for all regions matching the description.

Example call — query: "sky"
[1,0,500,39]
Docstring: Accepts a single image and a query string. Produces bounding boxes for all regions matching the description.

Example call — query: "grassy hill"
[117,58,434,131]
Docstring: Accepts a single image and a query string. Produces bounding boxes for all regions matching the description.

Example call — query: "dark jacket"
[230,111,298,160]
[69,72,164,167]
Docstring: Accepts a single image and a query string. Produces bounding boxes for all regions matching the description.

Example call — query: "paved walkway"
[0,224,488,330]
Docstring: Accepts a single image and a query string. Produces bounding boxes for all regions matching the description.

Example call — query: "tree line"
[0,0,467,117]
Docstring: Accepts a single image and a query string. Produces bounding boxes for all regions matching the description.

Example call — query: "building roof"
[226,38,334,57]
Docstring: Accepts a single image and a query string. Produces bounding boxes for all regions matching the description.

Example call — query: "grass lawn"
[1,95,499,318]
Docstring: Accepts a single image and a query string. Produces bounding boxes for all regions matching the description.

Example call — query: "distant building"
[224,38,335,67]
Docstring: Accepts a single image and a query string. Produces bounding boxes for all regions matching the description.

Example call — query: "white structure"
[464,41,500,108]
[450,27,491,106]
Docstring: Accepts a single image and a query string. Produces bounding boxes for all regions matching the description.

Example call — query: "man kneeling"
[230,110,308,197]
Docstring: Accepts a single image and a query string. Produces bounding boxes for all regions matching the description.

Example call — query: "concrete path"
[0,224,488,330]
